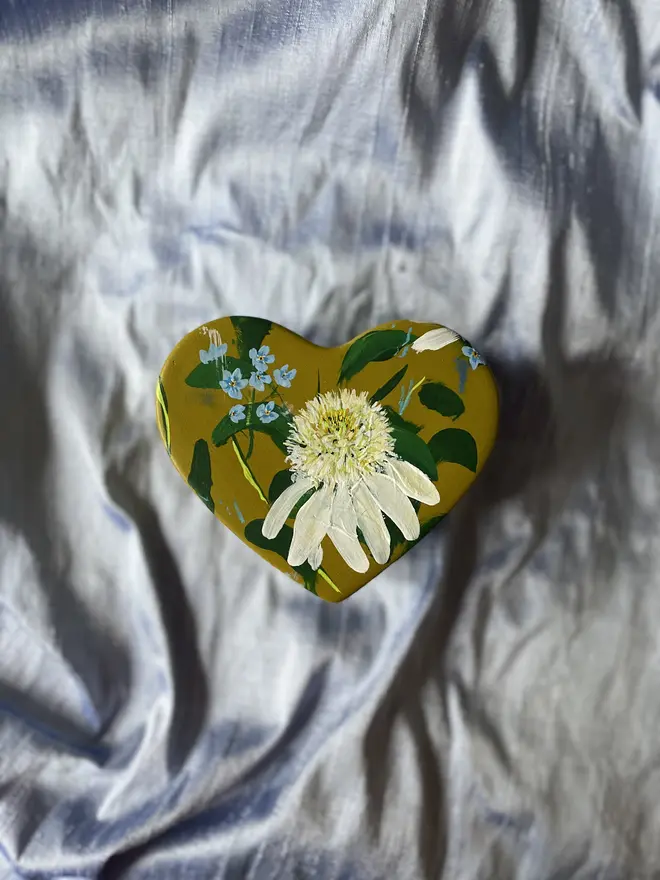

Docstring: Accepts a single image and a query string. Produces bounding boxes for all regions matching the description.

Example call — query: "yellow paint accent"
[318,567,342,594]
[231,437,267,503]
[409,375,426,396]
[156,378,171,453]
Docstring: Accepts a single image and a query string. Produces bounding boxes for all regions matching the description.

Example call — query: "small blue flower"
[220,368,249,399]
[256,401,279,423]
[229,404,246,423]
[462,345,486,371]
[249,345,275,373]
[273,364,296,387]
[199,342,227,364]
[249,371,272,391]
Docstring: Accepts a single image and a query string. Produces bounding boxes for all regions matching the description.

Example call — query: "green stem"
[246,391,256,459]
[231,436,267,503]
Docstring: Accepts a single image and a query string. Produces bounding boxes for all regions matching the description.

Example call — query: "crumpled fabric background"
[1,1,660,878]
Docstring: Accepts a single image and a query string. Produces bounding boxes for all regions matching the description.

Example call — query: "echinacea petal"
[308,543,323,571]
[327,485,369,573]
[288,486,332,567]
[365,472,420,541]
[386,460,440,506]
[411,328,460,353]
[262,477,314,539]
[353,481,390,564]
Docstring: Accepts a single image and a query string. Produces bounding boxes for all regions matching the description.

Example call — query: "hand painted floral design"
[462,345,485,370]
[199,341,228,363]
[249,371,272,391]
[412,328,460,353]
[273,364,296,387]
[220,368,248,399]
[249,346,275,373]
[262,389,439,573]
[257,401,279,423]
[229,404,246,423]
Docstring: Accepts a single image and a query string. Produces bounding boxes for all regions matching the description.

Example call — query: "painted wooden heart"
[156,318,498,602]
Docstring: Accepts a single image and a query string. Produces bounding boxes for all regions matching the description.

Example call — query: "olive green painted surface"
[157,318,498,602]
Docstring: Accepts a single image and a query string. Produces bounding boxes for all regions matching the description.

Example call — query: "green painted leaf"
[428,428,478,472]
[267,469,312,515]
[231,316,272,361]
[211,413,242,447]
[212,404,291,453]
[370,365,408,403]
[382,405,421,434]
[188,439,214,512]
[339,329,408,383]
[244,519,317,594]
[224,356,253,374]
[212,413,240,447]
[257,409,291,453]
[391,428,438,480]
[185,356,252,389]
[268,469,293,502]
[185,360,223,389]
[418,381,465,420]
[157,377,171,454]
[158,377,168,411]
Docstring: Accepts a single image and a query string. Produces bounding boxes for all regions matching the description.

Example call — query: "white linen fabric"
[1,1,660,877]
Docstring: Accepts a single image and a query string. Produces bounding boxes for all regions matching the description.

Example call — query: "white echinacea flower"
[261,389,440,573]
[411,327,460,353]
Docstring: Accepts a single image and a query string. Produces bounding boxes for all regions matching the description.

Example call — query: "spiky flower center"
[286,389,395,488]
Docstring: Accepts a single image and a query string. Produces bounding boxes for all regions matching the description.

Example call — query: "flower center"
[285,389,395,488]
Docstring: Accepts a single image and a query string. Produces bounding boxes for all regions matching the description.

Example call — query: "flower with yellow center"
[262,389,440,573]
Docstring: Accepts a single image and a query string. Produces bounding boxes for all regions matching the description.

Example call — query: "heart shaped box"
[157,318,498,602]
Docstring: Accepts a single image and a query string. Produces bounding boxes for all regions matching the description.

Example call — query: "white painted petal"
[308,543,323,570]
[387,460,440,506]
[411,327,460,353]
[365,473,420,541]
[262,476,313,539]
[353,481,391,564]
[288,486,332,567]
[327,485,369,573]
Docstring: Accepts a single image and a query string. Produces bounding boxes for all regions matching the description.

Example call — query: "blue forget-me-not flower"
[249,346,275,373]
[257,401,278,423]
[199,342,227,364]
[229,404,246,423]
[273,364,296,387]
[461,345,486,370]
[220,368,248,399]
[249,371,272,392]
